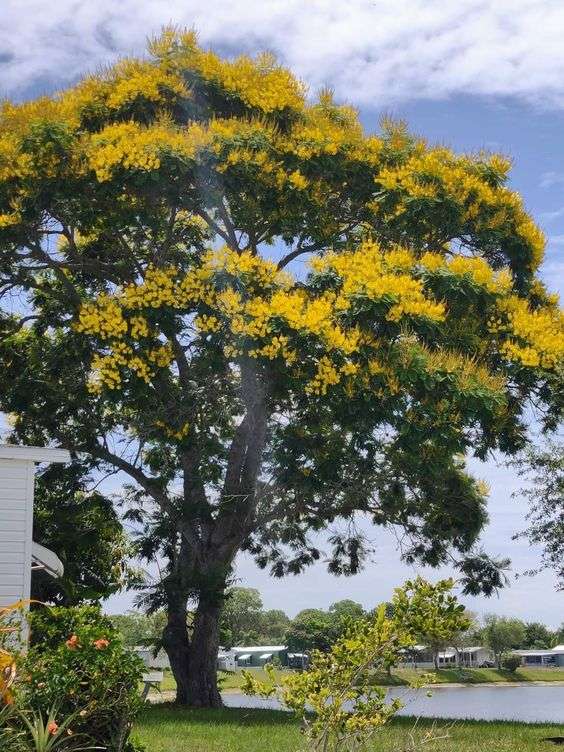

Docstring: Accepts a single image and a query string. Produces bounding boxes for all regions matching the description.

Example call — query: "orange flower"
[65,635,79,649]
[93,638,109,650]
[47,721,59,735]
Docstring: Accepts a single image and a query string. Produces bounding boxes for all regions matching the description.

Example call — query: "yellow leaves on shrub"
[0,650,16,705]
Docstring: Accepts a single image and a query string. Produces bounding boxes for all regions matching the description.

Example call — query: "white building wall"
[0,459,34,609]
[133,647,171,669]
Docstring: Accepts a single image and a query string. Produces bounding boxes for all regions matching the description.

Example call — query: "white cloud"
[4,1,564,107]
[540,207,564,221]
[540,171,564,188]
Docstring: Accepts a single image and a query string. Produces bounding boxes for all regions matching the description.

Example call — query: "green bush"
[501,654,522,673]
[16,605,144,752]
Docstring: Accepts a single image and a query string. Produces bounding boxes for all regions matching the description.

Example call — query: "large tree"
[219,586,263,647]
[0,28,562,706]
[285,608,338,653]
[481,615,526,668]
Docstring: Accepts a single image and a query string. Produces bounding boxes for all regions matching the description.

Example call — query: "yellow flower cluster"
[194,50,306,114]
[305,356,341,395]
[249,335,297,364]
[106,60,188,110]
[376,148,545,268]
[85,338,172,393]
[147,343,174,368]
[0,130,31,182]
[122,266,179,309]
[0,210,21,228]
[498,297,564,369]
[88,120,207,182]
[315,241,446,323]
[129,315,149,338]
[288,170,308,190]
[194,314,221,333]
[76,296,128,339]
[283,105,382,165]
[209,247,286,288]
[155,420,190,440]
[419,252,513,294]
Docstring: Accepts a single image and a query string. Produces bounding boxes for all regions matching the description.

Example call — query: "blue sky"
[1,1,563,626]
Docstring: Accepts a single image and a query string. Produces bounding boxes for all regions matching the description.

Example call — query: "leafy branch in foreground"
[242,578,462,752]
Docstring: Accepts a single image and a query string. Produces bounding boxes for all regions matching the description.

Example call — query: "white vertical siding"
[0,459,34,609]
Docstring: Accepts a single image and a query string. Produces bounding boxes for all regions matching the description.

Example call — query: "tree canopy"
[392,577,471,668]
[513,440,564,587]
[480,614,526,667]
[0,27,562,706]
[31,463,135,605]
[285,608,341,653]
[219,586,263,647]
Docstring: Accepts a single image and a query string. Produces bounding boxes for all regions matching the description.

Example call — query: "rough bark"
[162,593,192,705]
[184,596,224,708]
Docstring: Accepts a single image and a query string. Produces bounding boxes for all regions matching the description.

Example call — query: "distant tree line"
[109,586,564,666]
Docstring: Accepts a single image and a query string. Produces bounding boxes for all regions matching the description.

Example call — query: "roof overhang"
[0,445,71,464]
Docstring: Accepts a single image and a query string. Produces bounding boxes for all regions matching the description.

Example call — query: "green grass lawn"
[134,705,564,752]
[153,666,564,694]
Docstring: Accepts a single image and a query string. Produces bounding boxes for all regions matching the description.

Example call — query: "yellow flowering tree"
[0,28,562,707]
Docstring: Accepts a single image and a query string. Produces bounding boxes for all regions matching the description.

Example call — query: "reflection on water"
[224,686,564,723]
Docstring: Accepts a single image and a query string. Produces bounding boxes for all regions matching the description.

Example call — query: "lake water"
[224,686,564,723]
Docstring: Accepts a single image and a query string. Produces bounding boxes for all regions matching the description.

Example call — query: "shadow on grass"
[139,704,562,732]
[140,703,297,727]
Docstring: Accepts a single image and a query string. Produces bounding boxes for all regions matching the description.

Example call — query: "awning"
[236,654,251,661]
[259,653,272,660]
[32,541,64,578]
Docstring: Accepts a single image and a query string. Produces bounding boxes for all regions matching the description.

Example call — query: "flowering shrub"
[16,606,144,752]
[0,600,29,706]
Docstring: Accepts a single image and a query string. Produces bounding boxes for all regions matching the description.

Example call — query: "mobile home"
[0,445,70,622]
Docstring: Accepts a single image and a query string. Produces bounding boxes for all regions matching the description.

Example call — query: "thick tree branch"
[90,444,172,513]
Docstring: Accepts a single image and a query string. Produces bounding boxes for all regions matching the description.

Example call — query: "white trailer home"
[0,445,70,614]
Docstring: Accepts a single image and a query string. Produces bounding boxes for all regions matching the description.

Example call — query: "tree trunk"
[184,595,223,708]
[160,357,268,707]
[162,588,224,707]
[162,594,192,705]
